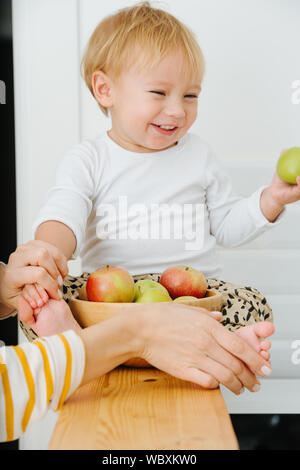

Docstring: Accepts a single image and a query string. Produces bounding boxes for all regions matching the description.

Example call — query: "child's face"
[108,50,201,153]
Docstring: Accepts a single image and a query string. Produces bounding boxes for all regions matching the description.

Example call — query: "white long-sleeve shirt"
[32,131,285,278]
[0,330,85,442]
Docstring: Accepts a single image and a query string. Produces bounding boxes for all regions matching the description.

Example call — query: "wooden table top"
[49,366,239,450]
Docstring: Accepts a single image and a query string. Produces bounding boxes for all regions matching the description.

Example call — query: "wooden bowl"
[69,287,224,368]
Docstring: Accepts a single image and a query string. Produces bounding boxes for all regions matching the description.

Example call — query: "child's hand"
[268,148,300,206]
[267,171,300,207]
[21,279,64,323]
[18,296,81,336]
[22,282,63,310]
[1,240,68,323]
[260,149,300,222]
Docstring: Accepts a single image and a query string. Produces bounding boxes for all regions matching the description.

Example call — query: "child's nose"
[164,100,186,119]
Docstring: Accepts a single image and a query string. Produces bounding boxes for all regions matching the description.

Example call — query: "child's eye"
[149,91,198,99]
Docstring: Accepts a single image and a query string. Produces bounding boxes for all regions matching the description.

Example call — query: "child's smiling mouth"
[151,123,178,135]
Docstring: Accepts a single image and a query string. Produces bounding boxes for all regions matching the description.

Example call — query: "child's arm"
[35,220,77,261]
[205,147,291,248]
[23,142,96,309]
[21,137,98,312]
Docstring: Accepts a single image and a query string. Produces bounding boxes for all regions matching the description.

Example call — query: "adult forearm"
[35,220,76,260]
[77,309,142,386]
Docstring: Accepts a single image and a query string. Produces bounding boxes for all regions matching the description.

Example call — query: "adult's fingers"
[170,357,246,395]
[180,307,260,391]
[195,355,245,395]
[202,337,260,392]
[211,324,272,378]
[27,240,68,279]
[10,266,63,301]
[170,366,219,390]
[9,240,68,280]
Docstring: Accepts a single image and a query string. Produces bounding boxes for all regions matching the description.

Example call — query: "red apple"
[86,265,135,302]
[159,265,207,299]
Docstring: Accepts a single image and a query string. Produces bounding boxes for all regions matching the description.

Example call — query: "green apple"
[133,283,140,302]
[277,147,300,184]
[173,296,199,302]
[133,279,170,302]
[135,288,172,303]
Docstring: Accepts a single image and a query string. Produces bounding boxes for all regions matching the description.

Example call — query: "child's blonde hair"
[81,1,206,117]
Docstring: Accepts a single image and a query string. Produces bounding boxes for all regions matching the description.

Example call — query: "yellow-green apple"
[135,288,172,303]
[173,296,199,302]
[277,147,300,184]
[133,279,170,302]
[159,265,207,299]
[86,265,135,302]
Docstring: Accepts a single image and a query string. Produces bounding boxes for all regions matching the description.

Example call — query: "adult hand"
[135,303,272,395]
[0,240,68,322]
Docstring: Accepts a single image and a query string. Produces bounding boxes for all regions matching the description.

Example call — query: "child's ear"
[92,71,113,108]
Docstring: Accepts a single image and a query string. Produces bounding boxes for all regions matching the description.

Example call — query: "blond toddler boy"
[18,2,300,391]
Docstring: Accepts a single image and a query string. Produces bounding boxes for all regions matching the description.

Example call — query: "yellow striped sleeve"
[0,331,84,442]
[12,346,35,433]
[0,353,14,441]
[33,340,54,404]
[55,334,72,411]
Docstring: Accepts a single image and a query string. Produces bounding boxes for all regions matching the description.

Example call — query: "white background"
[12,0,300,449]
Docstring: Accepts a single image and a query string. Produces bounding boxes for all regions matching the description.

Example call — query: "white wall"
[12,0,300,449]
